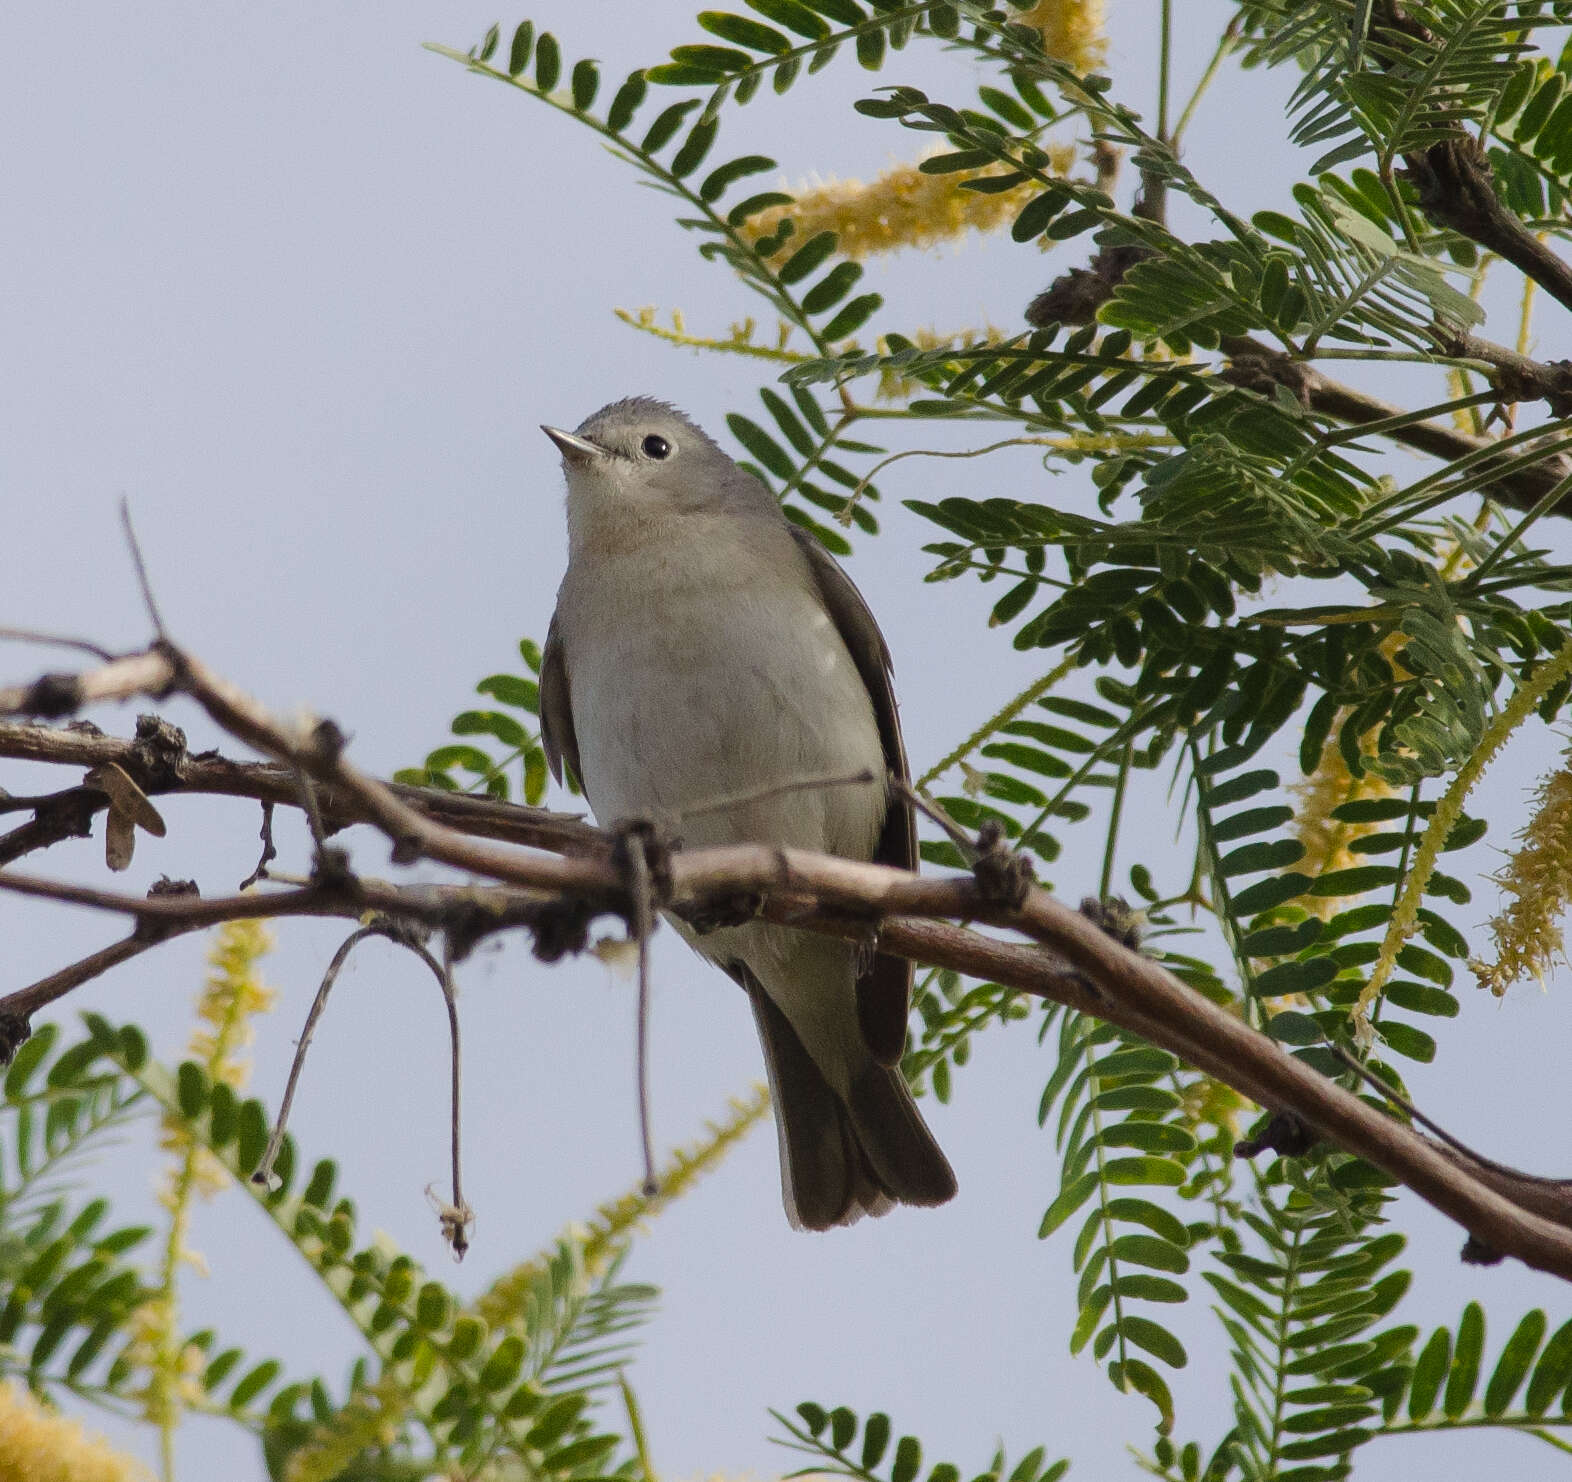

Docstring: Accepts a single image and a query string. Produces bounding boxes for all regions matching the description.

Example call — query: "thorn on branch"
[1461,1233,1505,1266]
[1235,1108,1320,1160]
[237,801,278,891]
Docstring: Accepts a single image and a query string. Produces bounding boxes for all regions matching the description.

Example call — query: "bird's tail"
[747,977,957,1231]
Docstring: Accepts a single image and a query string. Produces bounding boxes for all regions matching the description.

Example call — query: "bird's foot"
[609,818,675,905]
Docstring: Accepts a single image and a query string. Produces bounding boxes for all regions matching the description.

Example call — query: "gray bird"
[539,396,956,1230]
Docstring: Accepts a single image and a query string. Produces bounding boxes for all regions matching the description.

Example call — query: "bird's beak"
[541,425,606,466]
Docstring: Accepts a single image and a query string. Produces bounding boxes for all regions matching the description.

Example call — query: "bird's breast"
[557,550,885,859]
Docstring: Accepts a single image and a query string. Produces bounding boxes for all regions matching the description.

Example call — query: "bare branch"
[7,640,1572,1278]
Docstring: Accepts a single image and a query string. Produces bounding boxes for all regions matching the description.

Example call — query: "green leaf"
[607,71,648,132]
[861,1412,891,1469]
[1525,1318,1572,1415]
[819,292,883,341]
[778,230,839,284]
[700,153,777,202]
[699,11,792,53]
[642,100,702,154]
[1218,839,1306,876]
[1230,873,1313,915]
[571,58,599,112]
[5,1024,57,1098]
[534,32,561,93]
[802,260,863,314]
[477,673,540,712]
[727,414,796,478]
[1109,1356,1175,1431]
[1012,188,1068,242]
[1120,1315,1188,1368]
[891,1434,922,1482]
[231,1359,281,1410]
[1039,1171,1098,1238]
[1444,1302,1485,1419]
[671,118,720,177]
[1109,1234,1189,1274]
[452,710,529,748]
[507,22,534,77]
[1484,1309,1546,1416]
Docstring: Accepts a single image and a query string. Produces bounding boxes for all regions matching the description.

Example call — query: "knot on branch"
[1403,135,1503,239]
[1218,345,1315,408]
[1235,1108,1319,1160]
[972,819,1033,908]
[135,877,200,943]
[530,898,596,963]
[1026,242,1155,328]
[310,845,355,892]
[1079,895,1145,952]
[677,893,764,935]
[19,673,85,720]
[1492,358,1572,420]
[132,713,189,787]
[1460,1233,1505,1266]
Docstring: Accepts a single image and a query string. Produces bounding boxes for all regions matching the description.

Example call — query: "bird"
[538,396,956,1230]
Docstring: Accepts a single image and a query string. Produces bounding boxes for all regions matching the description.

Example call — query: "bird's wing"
[789,525,916,1066]
[539,612,581,788]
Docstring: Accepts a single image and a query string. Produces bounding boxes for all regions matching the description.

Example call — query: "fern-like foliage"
[0,1013,659,1481]
[774,1400,1068,1482]
[0,1022,153,1404]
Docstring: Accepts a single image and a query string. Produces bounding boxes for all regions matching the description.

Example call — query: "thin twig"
[678,767,876,821]
[119,498,168,638]
[624,837,659,1197]
[438,936,472,1257]
[1330,1044,1572,1189]
[0,628,117,662]
[9,641,1572,1276]
[253,926,381,1189]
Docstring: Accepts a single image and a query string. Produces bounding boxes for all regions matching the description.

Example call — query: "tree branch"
[7,642,1572,1279]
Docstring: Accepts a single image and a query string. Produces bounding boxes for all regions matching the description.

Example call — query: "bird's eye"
[641,434,671,460]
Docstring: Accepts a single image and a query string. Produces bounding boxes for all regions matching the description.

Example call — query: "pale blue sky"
[3,4,1571,1479]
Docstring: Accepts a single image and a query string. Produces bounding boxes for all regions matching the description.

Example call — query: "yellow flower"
[1473,761,1572,996]
[0,1382,149,1482]
[1015,0,1108,72]
[1289,726,1397,917]
[743,148,1075,261]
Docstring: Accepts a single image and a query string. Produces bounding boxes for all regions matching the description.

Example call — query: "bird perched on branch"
[539,397,956,1230]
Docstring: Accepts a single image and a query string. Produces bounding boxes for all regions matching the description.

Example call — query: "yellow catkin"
[1473,763,1572,996]
[158,920,278,1197]
[743,148,1075,261]
[1016,0,1109,72]
[1289,726,1398,918]
[0,1382,149,1482]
